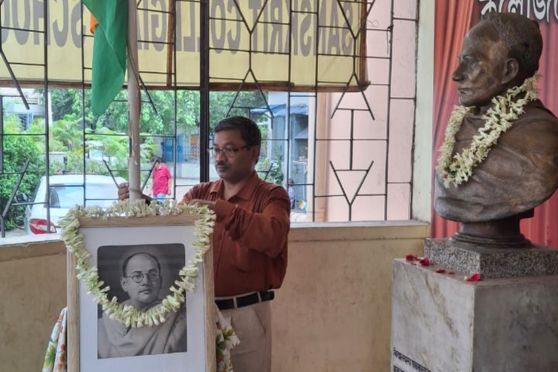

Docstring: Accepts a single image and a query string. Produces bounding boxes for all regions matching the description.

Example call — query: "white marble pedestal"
[391,259,558,372]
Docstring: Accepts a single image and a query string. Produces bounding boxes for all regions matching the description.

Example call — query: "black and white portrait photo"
[96,244,187,359]
[71,218,212,372]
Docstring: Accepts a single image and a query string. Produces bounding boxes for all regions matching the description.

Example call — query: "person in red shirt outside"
[119,116,290,372]
[151,156,172,202]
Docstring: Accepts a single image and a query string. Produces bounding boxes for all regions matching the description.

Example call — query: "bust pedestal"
[424,238,558,279]
[391,239,558,372]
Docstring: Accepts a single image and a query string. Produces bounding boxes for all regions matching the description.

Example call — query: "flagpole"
[127,0,141,200]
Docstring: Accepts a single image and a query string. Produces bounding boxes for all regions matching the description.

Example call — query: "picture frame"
[66,213,215,372]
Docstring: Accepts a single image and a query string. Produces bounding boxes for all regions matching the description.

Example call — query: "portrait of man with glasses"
[97,245,187,359]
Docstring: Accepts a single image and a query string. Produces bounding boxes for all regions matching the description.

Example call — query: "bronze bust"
[434,13,558,247]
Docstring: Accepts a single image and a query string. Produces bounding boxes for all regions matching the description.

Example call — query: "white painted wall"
[412,0,434,222]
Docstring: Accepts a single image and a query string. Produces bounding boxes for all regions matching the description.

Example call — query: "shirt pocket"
[232,243,261,272]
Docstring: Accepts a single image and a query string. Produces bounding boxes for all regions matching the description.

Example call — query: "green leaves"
[0,115,44,229]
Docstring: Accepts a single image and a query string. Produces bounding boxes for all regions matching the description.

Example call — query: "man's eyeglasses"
[126,271,160,283]
[208,145,250,158]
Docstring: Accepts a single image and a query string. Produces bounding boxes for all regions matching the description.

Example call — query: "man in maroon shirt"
[151,156,172,201]
[120,116,290,371]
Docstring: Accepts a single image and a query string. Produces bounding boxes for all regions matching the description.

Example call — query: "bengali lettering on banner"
[0,0,366,90]
[478,0,558,22]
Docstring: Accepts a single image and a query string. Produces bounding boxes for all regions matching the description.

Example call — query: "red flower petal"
[447,271,455,275]
[435,268,446,274]
[405,254,418,262]
[418,257,430,266]
[465,273,481,282]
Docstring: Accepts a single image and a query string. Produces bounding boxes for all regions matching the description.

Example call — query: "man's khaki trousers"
[221,300,272,372]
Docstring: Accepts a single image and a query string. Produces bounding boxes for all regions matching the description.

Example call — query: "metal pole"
[128,0,142,200]
[44,0,51,228]
[1,160,30,237]
[199,0,210,182]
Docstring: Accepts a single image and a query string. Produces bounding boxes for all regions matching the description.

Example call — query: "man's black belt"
[215,290,275,310]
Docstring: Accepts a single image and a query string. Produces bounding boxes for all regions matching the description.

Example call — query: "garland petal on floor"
[60,199,215,328]
[437,76,538,188]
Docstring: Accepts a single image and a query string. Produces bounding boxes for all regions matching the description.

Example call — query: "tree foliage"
[0,116,44,230]
[49,88,267,135]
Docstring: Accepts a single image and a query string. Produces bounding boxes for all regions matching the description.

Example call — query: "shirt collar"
[208,179,223,195]
[209,171,260,201]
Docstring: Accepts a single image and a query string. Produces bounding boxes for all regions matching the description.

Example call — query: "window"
[0,0,419,238]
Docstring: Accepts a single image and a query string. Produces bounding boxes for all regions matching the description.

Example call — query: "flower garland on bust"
[60,199,215,328]
[437,76,538,188]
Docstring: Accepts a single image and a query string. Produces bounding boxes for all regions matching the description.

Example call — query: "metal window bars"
[0,0,418,237]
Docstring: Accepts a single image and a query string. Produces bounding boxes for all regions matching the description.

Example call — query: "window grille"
[0,0,418,237]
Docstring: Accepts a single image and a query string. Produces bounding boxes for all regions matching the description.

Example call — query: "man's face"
[212,129,259,183]
[121,254,162,310]
[452,25,510,108]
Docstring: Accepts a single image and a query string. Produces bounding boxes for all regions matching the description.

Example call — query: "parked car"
[25,174,125,235]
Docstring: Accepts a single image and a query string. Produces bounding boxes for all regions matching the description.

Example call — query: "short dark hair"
[214,116,261,147]
[121,252,161,276]
[481,12,543,79]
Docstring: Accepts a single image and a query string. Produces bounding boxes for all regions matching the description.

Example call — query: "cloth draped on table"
[216,306,240,372]
[42,306,239,372]
[42,307,67,372]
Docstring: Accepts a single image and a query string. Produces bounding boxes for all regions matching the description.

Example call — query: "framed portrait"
[66,211,215,372]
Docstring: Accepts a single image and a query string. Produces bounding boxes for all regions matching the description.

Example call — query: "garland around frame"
[437,76,538,188]
[60,200,215,328]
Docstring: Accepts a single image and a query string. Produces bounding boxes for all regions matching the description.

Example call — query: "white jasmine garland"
[437,76,538,188]
[60,199,215,328]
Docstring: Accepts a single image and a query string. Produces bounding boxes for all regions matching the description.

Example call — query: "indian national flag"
[83,0,128,116]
